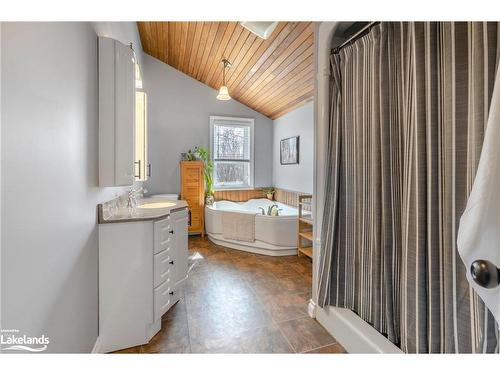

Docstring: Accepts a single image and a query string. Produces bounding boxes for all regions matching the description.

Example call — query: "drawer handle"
[169,260,174,265]
[134,160,141,178]
[169,230,174,234]
[169,291,174,296]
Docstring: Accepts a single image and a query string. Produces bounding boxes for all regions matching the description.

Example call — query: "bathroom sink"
[137,202,176,209]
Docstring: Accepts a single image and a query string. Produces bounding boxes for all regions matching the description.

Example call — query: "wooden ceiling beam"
[263,81,314,115]
[251,56,314,109]
[229,22,297,91]
[204,22,238,86]
[199,22,228,83]
[237,28,313,103]
[138,21,314,118]
[224,22,288,89]
[268,94,314,119]
[187,22,204,76]
[255,70,314,113]
[232,22,311,97]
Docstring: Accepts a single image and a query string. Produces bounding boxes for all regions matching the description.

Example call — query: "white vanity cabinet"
[98,207,189,353]
[98,36,136,187]
[151,209,189,322]
[171,210,189,287]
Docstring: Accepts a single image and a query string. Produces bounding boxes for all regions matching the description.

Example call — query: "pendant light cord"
[223,61,226,85]
[221,58,231,85]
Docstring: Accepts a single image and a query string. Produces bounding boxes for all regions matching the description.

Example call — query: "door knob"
[470,259,500,289]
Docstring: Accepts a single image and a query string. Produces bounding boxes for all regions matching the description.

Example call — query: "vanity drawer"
[153,248,173,288]
[154,216,172,254]
[154,280,172,321]
[168,287,181,309]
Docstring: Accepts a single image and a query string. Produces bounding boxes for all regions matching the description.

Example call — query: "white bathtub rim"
[205,205,299,221]
[207,198,301,218]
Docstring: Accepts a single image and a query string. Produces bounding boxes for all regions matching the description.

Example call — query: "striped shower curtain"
[317,22,499,353]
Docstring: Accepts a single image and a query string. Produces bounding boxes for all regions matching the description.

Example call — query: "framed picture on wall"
[280,136,299,165]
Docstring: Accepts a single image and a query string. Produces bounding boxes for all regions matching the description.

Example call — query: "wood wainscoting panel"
[213,188,310,208]
[274,188,309,208]
[213,189,265,202]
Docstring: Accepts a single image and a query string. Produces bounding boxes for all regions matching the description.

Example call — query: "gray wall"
[143,54,273,195]
[272,101,314,193]
[0,22,3,332]
[1,22,143,353]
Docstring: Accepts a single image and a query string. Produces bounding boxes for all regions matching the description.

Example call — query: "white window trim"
[209,115,255,190]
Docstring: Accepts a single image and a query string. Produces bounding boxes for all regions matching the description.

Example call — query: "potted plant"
[185,149,197,161]
[194,146,215,205]
[263,187,275,201]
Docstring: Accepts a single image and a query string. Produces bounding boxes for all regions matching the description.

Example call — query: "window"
[210,116,254,189]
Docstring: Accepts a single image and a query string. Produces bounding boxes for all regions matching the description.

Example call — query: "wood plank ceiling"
[137,22,314,119]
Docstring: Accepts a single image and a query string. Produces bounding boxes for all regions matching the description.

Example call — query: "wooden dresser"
[180,161,205,236]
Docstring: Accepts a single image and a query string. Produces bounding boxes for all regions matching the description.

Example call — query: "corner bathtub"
[205,199,298,256]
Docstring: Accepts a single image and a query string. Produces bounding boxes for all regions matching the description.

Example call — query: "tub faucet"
[258,205,279,216]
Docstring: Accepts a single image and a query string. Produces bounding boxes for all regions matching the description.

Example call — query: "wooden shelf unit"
[297,194,313,258]
[299,231,313,241]
[298,246,313,258]
[180,160,205,237]
[299,216,313,225]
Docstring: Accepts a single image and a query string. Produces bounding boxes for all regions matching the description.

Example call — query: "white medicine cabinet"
[98,36,149,186]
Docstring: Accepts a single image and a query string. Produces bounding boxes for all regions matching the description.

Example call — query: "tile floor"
[114,236,345,354]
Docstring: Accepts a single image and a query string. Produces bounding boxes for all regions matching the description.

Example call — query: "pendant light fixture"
[217,58,232,101]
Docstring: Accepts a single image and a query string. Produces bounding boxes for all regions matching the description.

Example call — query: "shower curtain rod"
[331,21,380,53]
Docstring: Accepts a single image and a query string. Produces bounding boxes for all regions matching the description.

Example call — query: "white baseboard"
[316,305,402,353]
[307,299,317,318]
[91,336,103,354]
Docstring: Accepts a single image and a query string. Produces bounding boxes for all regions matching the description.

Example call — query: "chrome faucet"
[127,187,145,210]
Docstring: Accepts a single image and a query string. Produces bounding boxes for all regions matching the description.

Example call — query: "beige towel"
[222,211,256,242]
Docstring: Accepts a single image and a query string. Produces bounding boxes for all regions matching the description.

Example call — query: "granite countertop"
[98,198,188,224]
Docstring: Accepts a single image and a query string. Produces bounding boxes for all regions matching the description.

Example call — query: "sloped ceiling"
[137,22,314,119]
